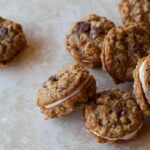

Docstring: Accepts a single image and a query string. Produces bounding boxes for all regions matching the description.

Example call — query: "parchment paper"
[0,0,150,150]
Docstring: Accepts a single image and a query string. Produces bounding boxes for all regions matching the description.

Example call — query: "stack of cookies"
[37,0,150,144]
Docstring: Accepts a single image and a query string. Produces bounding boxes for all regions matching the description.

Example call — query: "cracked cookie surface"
[65,14,115,68]
[84,88,143,144]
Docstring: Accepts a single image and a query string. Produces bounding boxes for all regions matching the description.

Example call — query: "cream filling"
[90,122,143,141]
[45,76,90,109]
[139,61,150,104]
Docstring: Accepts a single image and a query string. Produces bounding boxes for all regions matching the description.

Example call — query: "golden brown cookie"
[36,64,96,119]
[101,22,150,84]
[0,17,26,66]
[119,0,150,24]
[133,55,150,116]
[65,14,115,68]
[84,88,143,144]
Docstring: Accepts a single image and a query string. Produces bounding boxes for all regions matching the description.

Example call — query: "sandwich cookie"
[65,14,115,68]
[0,17,26,66]
[101,22,150,84]
[36,64,96,119]
[84,88,143,144]
[134,55,150,116]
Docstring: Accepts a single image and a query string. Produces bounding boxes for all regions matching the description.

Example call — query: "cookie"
[133,55,150,116]
[0,17,26,66]
[65,14,115,68]
[84,88,143,144]
[101,22,150,84]
[36,64,96,119]
[119,0,150,24]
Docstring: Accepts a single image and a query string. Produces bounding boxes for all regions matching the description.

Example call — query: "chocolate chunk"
[43,85,47,88]
[128,42,139,52]
[113,107,122,114]
[90,27,104,37]
[42,82,47,88]
[48,75,57,82]
[128,43,146,57]
[109,109,113,114]
[112,107,126,116]
[74,21,90,33]
[0,27,8,38]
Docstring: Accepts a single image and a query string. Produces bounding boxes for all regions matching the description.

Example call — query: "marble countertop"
[0,0,150,150]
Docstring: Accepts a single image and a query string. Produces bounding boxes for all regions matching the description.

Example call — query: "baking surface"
[0,0,150,150]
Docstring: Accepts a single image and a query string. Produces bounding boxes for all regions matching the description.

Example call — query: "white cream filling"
[45,76,90,109]
[90,122,143,141]
[139,61,150,104]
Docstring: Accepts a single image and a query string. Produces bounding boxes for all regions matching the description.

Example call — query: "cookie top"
[102,22,150,83]
[119,0,150,24]
[65,14,115,66]
[0,17,26,64]
[37,64,91,107]
[84,88,143,140]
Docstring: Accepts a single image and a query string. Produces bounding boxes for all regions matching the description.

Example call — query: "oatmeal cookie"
[0,17,26,66]
[119,0,150,24]
[84,88,143,144]
[133,55,150,116]
[101,22,150,84]
[65,14,115,68]
[36,64,96,119]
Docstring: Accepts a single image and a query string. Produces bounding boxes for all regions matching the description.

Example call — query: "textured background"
[0,0,150,150]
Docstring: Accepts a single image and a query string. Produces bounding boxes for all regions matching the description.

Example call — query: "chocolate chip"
[48,75,57,82]
[128,43,146,57]
[43,85,47,88]
[128,43,138,52]
[112,107,125,117]
[135,27,144,35]
[0,27,8,38]
[98,120,103,126]
[113,107,122,113]
[90,27,104,37]
[109,109,113,114]
[74,21,90,33]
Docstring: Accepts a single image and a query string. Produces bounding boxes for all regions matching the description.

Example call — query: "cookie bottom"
[88,122,143,144]
[70,50,101,68]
